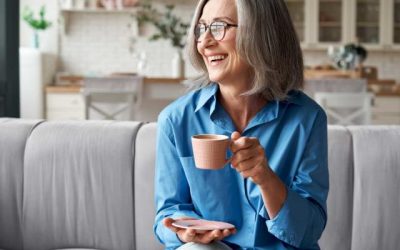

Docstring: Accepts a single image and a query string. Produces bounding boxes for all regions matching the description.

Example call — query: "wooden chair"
[84,90,136,120]
[82,76,143,120]
[314,92,374,125]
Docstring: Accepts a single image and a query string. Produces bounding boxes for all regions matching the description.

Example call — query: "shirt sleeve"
[153,114,201,248]
[260,109,329,248]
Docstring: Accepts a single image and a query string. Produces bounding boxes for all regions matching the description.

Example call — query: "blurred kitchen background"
[2,0,400,124]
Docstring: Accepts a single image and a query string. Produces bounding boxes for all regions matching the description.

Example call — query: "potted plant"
[328,42,368,70]
[22,5,52,49]
[134,1,190,78]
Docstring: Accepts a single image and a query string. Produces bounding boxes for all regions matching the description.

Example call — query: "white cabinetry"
[285,0,400,50]
[388,0,400,48]
[60,8,138,35]
[371,96,400,125]
[46,92,85,120]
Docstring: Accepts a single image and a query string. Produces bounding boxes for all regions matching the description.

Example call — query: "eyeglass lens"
[195,22,225,42]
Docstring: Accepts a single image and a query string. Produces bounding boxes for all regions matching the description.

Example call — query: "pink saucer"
[172,219,235,231]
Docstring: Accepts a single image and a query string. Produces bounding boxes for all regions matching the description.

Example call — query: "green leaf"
[22,5,52,30]
[132,2,190,49]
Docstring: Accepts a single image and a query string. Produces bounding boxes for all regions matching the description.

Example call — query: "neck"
[218,85,267,133]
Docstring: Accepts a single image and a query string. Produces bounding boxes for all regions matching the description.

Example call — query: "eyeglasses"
[194,21,238,42]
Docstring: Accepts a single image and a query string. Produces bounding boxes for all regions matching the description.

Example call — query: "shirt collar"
[195,84,304,131]
[195,85,303,112]
[195,83,219,112]
[284,90,303,106]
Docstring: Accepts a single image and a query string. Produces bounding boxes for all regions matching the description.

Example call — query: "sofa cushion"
[0,118,42,250]
[349,126,400,250]
[22,121,141,250]
[134,123,164,250]
[319,126,354,250]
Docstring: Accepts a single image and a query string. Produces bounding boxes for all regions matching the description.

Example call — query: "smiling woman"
[154,0,328,249]
[187,0,303,101]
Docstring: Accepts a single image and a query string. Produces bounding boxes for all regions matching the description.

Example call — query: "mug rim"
[192,134,229,141]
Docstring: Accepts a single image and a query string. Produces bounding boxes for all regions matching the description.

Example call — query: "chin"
[207,71,225,83]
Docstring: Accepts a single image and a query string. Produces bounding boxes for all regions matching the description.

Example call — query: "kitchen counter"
[46,77,185,93]
[46,83,400,97]
[45,77,188,121]
[45,85,82,93]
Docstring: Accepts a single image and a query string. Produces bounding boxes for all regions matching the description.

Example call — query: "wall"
[59,1,198,78]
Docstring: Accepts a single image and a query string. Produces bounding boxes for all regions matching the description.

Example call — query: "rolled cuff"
[264,189,314,248]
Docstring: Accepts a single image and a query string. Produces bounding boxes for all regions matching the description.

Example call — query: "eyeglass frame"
[194,21,238,42]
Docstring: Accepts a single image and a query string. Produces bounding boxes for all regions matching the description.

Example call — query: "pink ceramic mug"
[191,134,231,170]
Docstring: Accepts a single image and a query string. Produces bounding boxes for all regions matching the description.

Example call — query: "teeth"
[208,55,225,62]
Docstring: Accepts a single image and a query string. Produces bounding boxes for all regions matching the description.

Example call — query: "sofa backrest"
[22,121,141,250]
[0,118,42,250]
[1,119,399,250]
[349,126,400,250]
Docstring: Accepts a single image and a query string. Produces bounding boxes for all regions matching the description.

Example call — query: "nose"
[198,29,217,48]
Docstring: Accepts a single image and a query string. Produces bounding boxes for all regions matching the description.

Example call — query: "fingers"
[180,228,234,244]
[230,136,265,173]
[231,147,261,170]
[215,228,234,241]
[185,228,197,241]
[231,136,259,153]
[163,217,196,234]
[164,217,236,244]
[198,230,219,243]
[231,131,241,141]
[163,218,179,233]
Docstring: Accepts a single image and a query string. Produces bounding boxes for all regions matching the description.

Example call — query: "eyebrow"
[198,16,237,24]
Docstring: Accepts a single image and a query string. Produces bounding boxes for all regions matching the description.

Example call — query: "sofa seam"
[20,119,45,250]
[131,121,146,250]
[343,126,355,250]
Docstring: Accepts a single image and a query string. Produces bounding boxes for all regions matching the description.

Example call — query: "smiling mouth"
[208,55,227,65]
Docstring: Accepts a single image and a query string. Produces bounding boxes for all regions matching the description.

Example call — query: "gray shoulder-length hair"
[186,0,304,101]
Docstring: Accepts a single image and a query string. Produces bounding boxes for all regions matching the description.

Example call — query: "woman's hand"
[230,131,288,219]
[163,218,236,244]
[230,131,271,187]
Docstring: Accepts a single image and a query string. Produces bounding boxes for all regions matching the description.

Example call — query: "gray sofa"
[0,118,399,250]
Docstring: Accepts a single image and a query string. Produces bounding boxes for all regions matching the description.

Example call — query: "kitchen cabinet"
[285,0,308,43]
[318,0,344,43]
[285,0,348,49]
[285,0,400,50]
[388,0,400,47]
[45,86,85,120]
[353,0,382,45]
[371,96,400,125]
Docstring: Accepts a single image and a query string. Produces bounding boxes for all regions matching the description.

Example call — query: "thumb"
[231,131,241,141]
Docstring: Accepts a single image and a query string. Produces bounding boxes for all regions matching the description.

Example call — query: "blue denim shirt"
[154,83,328,249]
